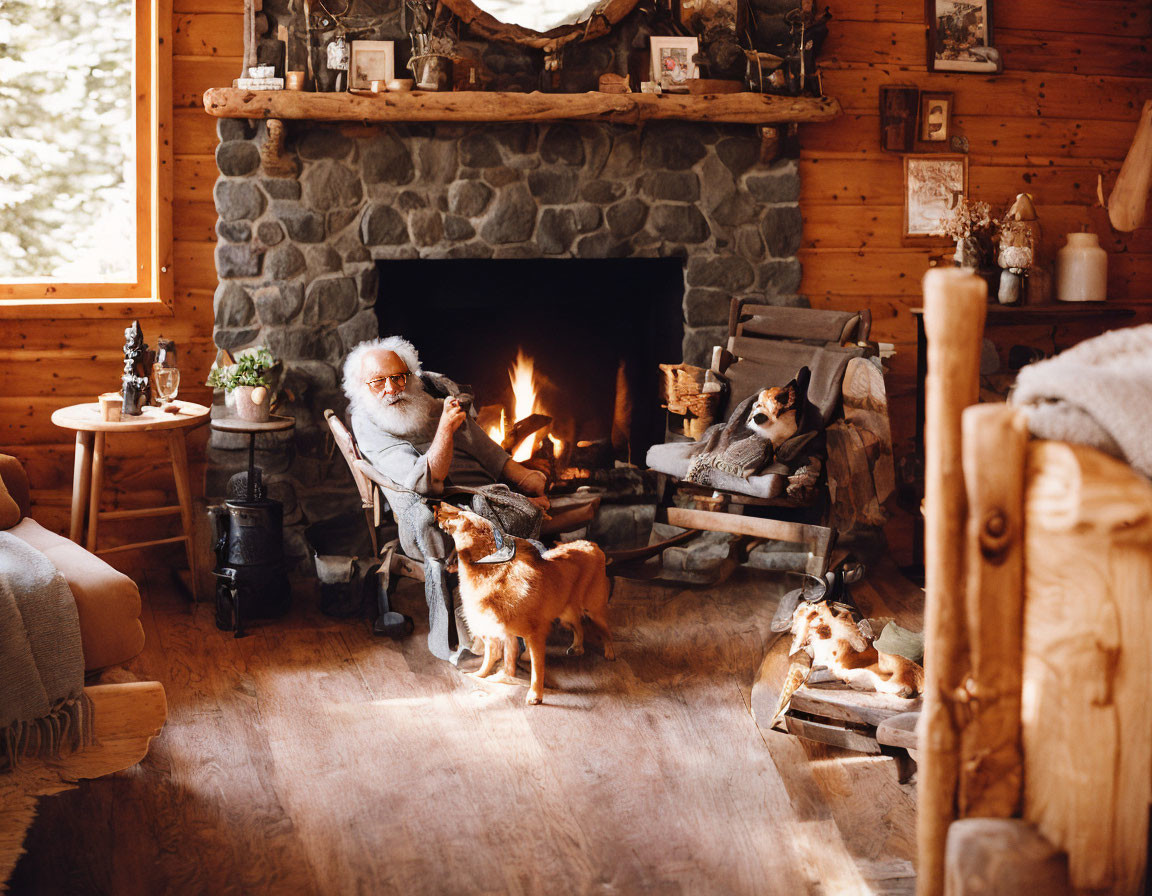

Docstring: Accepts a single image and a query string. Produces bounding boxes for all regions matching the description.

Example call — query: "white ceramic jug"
[1056,232,1107,302]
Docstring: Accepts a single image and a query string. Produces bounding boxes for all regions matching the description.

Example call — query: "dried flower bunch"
[937,198,994,241]
[408,0,456,55]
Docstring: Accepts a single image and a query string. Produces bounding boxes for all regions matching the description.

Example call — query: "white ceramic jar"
[1056,232,1108,302]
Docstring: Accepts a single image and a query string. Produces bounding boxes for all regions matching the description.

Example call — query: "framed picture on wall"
[649,36,699,92]
[919,91,953,142]
[927,0,1000,73]
[904,154,968,238]
[880,85,919,152]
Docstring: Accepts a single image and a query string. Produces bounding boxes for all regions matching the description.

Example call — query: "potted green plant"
[206,346,277,422]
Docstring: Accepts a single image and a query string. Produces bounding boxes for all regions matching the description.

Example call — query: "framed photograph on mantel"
[927,0,1000,73]
[650,36,699,92]
[904,154,968,239]
[349,40,395,91]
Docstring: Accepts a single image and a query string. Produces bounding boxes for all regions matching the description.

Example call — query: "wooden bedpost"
[918,268,987,896]
[1021,442,1152,894]
[957,403,1027,819]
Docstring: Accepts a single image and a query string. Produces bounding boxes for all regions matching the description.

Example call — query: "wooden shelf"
[202,88,841,125]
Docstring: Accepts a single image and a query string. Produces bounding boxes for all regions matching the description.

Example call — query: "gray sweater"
[350,405,511,513]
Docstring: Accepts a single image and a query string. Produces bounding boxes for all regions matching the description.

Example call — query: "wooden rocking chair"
[324,409,421,638]
[647,299,891,579]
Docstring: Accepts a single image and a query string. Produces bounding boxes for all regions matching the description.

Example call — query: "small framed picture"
[349,40,395,90]
[904,154,968,238]
[649,36,699,92]
[927,0,999,73]
[879,85,919,152]
[919,91,953,142]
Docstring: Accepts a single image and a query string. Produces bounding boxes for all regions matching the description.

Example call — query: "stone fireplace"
[209,118,803,569]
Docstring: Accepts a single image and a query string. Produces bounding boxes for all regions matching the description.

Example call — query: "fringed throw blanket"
[0,531,92,772]
[1010,324,1152,479]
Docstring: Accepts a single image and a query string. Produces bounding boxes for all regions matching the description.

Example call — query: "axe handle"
[1108,99,1152,232]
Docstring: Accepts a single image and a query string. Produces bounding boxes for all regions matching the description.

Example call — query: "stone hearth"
[209,119,803,571]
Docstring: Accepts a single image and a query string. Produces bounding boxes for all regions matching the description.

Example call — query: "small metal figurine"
[120,319,153,415]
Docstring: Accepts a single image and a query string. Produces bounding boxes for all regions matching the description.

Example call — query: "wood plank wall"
[799,0,1152,561]
[0,0,240,564]
[2,0,1149,566]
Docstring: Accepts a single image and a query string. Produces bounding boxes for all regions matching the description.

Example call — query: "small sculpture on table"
[120,320,154,416]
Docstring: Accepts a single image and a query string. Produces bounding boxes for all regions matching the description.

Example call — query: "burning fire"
[486,350,550,462]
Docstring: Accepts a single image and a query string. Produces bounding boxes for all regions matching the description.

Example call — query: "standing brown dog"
[434,504,614,704]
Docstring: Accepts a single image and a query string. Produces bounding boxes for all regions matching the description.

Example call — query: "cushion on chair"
[0,476,19,531]
[5,518,145,671]
[646,439,790,500]
[0,454,31,526]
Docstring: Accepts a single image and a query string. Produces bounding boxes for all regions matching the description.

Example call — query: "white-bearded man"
[341,335,547,662]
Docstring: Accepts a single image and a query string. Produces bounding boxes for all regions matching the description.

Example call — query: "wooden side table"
[51,400,211,597]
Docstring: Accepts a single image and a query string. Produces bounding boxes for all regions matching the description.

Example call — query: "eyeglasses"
[365,372,410,391]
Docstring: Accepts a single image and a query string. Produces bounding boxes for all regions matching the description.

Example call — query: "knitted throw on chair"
[0,532,93,772]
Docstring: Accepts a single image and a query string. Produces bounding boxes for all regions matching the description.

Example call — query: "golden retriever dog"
[433,504,614,705]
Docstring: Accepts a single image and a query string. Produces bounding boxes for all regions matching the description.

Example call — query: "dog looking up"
[745,368,810,458]
[434,504,614,705]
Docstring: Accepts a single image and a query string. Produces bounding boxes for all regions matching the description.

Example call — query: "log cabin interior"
[2,0,1151,892]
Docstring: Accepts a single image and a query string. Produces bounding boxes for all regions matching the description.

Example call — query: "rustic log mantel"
[202,88,841,125]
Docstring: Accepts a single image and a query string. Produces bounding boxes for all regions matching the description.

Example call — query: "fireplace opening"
[377,259,684,476]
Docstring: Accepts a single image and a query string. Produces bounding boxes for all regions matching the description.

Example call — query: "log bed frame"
[918,269,1152,896]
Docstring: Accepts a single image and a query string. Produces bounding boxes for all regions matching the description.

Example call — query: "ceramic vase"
[1056,232,1107,302]
[233,385,270,422]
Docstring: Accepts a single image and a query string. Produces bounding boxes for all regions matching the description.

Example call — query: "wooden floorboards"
[9,564,917,895]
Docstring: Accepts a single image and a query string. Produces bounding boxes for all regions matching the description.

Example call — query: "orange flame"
[508,351,540,461]
[485,351,544,462]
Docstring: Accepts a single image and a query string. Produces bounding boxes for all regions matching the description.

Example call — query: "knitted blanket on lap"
[0,531,92,772]
[1010,324,1152,480]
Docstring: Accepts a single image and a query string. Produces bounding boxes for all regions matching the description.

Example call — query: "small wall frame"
[880,85,919,152]
[927,0,999,73]
[919,91,953,143]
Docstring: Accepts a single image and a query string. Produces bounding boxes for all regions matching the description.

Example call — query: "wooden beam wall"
[799,0,1152,562]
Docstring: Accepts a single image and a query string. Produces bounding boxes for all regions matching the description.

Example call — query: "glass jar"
[1056,232,1107,302]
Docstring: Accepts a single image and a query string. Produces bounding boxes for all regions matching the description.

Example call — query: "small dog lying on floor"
[433,504,615,705]
[789,601,924,698]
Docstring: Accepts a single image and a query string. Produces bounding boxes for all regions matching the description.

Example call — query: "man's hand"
[518,469,547,497]
[427,397,465,484]
[502,458,547,497]
[437,396,466,438]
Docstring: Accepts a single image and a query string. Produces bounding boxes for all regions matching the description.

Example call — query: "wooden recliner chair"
[646,299,893,579]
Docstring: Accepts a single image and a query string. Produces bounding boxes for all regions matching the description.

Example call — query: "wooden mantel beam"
[202,88,841,125]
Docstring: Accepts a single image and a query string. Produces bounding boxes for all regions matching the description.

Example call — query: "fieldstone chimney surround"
[208,118,804,570]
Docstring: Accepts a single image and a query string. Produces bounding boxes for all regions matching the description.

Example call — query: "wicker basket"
[660,363,726,439]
